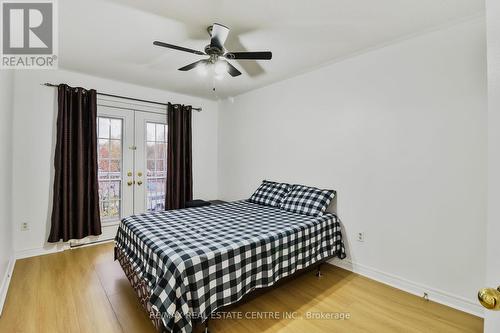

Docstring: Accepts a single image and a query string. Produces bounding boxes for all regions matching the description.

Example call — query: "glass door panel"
[97,117,123,222]
[145,122,167,212]
[97,106,134,223]
[134,111,168,214]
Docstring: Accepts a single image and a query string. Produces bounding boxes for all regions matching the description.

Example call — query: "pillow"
[248,180,291,207]
[280,184,335,216]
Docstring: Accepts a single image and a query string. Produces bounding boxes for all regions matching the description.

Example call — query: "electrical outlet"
[21,222,29,231]
[357,232,365,242]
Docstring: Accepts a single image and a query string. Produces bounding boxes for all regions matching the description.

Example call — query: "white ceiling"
[59,0,484,100]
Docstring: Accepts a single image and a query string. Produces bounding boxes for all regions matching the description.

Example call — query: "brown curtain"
[165,103,193,210]
[48,84,101,242]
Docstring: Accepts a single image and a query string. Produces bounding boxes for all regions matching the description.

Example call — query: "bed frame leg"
[204,319,210,333]
[316,264,323,278]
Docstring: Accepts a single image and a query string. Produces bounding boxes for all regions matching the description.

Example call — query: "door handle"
[127,180,135,186]
[478,286,500,310]
[137,180,143,186]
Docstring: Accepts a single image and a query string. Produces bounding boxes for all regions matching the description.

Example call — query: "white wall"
[0,70,14,313]
[485,0,500,331]
[11,69,218,254]
[218,19,487,314]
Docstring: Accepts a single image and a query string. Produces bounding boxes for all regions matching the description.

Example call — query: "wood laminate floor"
[0,243,482,333]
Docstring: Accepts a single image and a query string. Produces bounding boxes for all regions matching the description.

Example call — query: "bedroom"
[0,0,499,332]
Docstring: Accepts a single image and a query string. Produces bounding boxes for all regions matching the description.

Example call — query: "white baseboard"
[15,245,66,260]
[0,255,16,316]
[328,258,484,318]
[15,238,116,260]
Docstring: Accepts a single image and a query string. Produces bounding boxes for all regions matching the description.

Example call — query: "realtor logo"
[1,0,58,69]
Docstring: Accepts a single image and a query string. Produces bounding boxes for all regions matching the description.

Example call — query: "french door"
[97,106,168,224]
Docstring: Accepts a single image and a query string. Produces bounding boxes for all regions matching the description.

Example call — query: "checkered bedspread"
[115,200,346,333]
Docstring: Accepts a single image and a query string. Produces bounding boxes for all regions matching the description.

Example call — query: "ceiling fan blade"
[153,41,205,56]
[178,60,207,71]
[210,23,230,49]
[226,61,242,77]
[225,51,272,60]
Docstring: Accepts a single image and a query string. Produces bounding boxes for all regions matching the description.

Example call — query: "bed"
[114,200,346,333]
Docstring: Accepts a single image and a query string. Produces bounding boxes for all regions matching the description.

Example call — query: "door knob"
[478,286,500,310]
[137,171,143,177]
[127,180,134,186]
[137,180,143,186]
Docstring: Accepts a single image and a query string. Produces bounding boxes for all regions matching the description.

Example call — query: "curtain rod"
[41,83,202,112]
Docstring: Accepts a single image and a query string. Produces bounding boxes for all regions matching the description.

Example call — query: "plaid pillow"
[248,180,291,207]
[280,185,335,216]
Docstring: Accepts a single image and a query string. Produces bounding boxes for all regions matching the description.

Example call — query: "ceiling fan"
[153,23,272,77]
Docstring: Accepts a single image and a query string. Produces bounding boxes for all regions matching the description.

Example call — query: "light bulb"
[196,62,208,76]
[214,61,227,76]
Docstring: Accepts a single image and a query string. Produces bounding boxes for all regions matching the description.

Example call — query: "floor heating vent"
[69,238,114,248]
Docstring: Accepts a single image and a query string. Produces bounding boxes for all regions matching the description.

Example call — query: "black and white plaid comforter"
[115,201,346,333]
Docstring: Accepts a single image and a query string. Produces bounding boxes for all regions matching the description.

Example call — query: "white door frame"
[485,0,500,331]
[97,101,168,220]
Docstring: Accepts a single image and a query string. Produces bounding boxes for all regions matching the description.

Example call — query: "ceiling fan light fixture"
[214,61,228,76]
[196,62,208,76]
